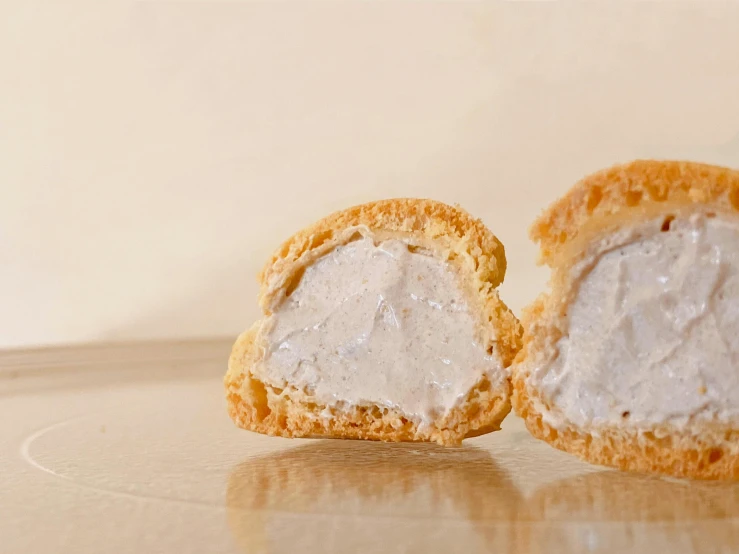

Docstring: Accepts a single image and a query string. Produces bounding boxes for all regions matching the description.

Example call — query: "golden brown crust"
[513,378,739,480]
[531,160,739,266]
[259,198,506,305]
[515,160,739,479]
[226,198,522,446]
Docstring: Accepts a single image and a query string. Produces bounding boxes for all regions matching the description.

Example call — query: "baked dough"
[225,199,521,445]
[513,160,739,479]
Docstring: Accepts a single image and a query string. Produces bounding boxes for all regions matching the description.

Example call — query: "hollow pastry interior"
[531,211,739,434]
[252,234,503,428]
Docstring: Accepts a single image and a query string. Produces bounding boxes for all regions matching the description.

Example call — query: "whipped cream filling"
[254,236,500,426]
[532,212,739,431]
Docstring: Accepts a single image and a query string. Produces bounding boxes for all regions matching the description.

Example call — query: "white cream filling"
[532,212,739,432]
[253,236,501,426]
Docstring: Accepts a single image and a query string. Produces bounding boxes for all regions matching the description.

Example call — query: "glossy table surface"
[2,340,738,554]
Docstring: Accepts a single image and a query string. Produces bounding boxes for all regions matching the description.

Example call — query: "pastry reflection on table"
[226,440,522,554]
[520,470,739,553]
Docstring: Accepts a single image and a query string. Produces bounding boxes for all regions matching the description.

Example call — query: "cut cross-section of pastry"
[225,199,521,445]
[513,160,739,479]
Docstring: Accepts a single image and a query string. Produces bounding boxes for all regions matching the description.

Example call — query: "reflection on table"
[227,440,521,553]
[227,440,739,554]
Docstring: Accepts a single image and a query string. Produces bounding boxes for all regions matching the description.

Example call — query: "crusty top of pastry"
[259,198,506,303]
[531,160,739,266]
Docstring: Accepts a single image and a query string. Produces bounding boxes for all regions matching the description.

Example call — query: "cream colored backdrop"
[2,2,738,348]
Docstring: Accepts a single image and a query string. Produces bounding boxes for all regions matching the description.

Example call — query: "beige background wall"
[2,2,738,348]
